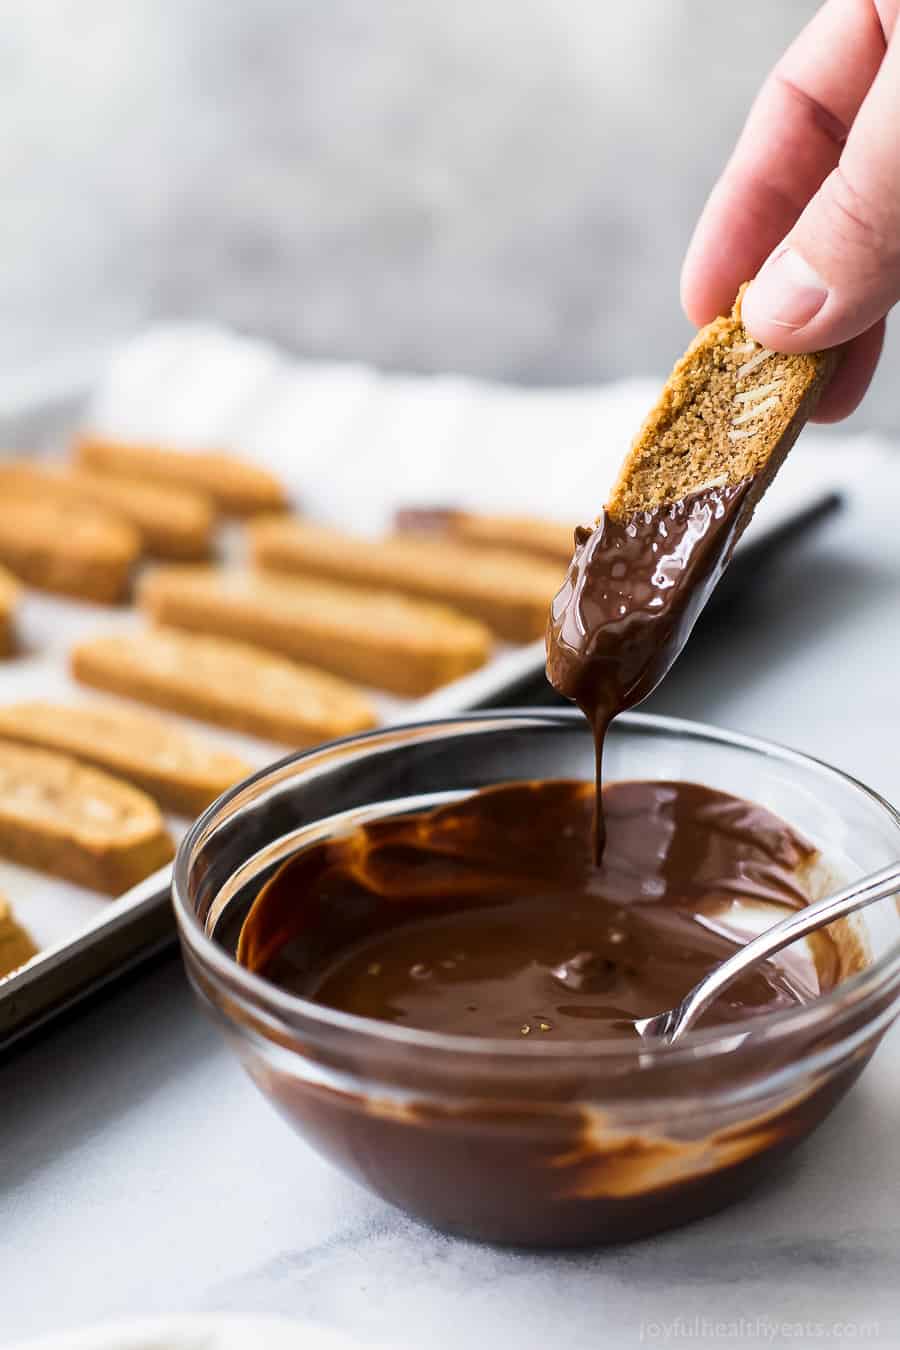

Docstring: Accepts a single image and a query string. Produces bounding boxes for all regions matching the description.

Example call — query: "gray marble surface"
[3,465,900,1348]
[4,1,898,431]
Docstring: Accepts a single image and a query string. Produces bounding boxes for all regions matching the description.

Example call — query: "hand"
[681,0,900,421]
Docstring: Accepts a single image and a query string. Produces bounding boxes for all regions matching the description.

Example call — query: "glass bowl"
[172,711,900,1247]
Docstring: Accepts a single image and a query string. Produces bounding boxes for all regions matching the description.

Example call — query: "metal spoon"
[636,861,900,1044]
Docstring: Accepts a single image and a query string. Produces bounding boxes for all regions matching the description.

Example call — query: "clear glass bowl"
[172,711,900,1247]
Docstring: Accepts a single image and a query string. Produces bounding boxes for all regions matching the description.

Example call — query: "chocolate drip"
[546,483,752,857]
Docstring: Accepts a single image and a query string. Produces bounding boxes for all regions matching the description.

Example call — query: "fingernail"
[744,247,828,330]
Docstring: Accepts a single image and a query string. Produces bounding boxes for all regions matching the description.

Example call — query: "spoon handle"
[667,861,900,1043]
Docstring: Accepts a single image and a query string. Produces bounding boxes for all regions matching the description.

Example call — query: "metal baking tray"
[0,375,842,1051]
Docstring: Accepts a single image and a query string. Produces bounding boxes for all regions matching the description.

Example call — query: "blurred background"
[5,0,894,428]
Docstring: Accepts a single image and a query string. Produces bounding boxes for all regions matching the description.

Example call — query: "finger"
[809,319,886,422]
[742,25,900,353]
[682,0,887,326]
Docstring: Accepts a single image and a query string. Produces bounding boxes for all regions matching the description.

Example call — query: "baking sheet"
[0,341,865,1048]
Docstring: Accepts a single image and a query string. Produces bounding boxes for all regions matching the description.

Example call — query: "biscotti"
[0,700,251,817]
[74,435,288,517]
[141,564,493,696]
[0,567,19,658]
[0,741,174,894]
[607,286,837,521]
[0,498,139,603]
[0,461,213,560]
[395,507,576,566]
[0,899,38,979]
[250,518,561,642]
[138,567,491,696]
[71,627,379,745]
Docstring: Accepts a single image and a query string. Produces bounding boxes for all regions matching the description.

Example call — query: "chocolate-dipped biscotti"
[546,286,837,858]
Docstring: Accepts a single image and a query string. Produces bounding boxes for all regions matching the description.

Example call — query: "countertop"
[4,463,900,1349]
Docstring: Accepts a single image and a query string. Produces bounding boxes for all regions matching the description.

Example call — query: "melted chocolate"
[232,478,863,1247]
[546,483,752,856]
[238,779,837,1041]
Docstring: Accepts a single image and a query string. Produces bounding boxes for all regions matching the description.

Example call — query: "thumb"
[742,36,900,353]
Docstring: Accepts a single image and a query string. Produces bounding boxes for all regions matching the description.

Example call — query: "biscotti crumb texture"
[0,497,139,603]
[0,700,252,817]
[0,740,174,895]
[607,286,837,520]
[71,627,379,746]
[138,566,492,696]
[0,461,214,560]
[249,518,560,642]
[74,435,288,517]
[0,898,38,979]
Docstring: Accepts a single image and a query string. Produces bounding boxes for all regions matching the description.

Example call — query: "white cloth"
[87,321,890,538]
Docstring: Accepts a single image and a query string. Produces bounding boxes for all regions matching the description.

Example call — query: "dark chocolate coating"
[546,484,751,855]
